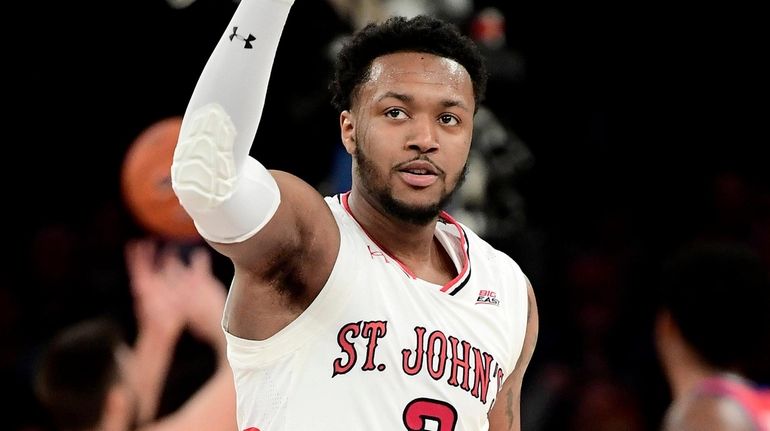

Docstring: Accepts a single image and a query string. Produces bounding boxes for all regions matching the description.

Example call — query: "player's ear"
[340,110,356,155]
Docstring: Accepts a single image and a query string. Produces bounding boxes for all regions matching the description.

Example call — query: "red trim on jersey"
[437,211,470,293]
[341,192,470,293]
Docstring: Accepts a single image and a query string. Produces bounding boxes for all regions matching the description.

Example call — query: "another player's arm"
[487,281,539,431]
[139,249,237,431]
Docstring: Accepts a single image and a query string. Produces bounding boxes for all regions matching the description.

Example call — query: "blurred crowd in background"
[5,0,767,430]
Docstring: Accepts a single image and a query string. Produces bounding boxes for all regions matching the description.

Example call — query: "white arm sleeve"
[171,0,294,243]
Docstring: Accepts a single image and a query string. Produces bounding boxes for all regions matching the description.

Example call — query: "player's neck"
[346,191,439,261]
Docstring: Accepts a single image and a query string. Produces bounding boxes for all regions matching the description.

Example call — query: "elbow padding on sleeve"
[171,103,280,244]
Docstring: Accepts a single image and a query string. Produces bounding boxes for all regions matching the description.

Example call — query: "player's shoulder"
[323,193,349,219]
[451,218,526,277]
[324,193,344,207]
[452,219,515,259]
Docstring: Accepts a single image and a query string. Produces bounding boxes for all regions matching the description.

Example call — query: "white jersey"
[225,193,530,431]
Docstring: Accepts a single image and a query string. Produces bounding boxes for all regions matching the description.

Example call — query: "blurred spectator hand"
[180,247,227,346]
[125,239,187,342]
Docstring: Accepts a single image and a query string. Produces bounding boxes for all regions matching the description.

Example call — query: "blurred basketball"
[121,117,200,242]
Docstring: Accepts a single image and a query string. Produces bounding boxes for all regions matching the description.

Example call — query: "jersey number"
[403,398,458,431]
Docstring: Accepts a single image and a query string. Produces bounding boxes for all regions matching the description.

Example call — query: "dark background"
[6,1,766,430]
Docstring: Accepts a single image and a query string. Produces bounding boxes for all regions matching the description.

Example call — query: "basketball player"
[34,240,236,431]
[170,0,538,429]
[655,242,770,430]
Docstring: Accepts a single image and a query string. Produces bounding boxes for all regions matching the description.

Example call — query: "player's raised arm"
[171,0,292,246]
[170,0,340,341]
[170,0,337,264]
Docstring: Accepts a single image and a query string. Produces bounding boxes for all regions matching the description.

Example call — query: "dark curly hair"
[330,15,488,112]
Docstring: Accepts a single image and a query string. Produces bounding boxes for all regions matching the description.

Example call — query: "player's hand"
[125,239,187,341]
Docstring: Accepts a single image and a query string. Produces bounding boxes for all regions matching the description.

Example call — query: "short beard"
[354,146,467,226]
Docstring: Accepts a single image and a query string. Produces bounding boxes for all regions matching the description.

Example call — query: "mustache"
[394,156,445,176]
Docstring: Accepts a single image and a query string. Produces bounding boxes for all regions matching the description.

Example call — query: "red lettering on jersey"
[335,323,502,406]
[402,326,427,375]
[471,348,494,404]
[333,321,389,376]
[332,321,361,377]
[495,365,505,393]
[426,330,448,380]
[447,336,472,391]
[361,321,388,371]
[402,327,498,404]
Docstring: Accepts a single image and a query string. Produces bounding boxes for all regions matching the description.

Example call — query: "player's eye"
[438,114,459,126]
[385,108,408,119]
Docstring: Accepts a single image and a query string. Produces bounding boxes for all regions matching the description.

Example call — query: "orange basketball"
[121,117,200,242]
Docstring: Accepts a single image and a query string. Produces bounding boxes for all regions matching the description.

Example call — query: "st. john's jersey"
[225,193,530,431]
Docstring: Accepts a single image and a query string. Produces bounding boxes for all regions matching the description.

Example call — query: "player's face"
[341,52,475,225]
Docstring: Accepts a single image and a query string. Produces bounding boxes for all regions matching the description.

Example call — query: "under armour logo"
[229,26,256,49]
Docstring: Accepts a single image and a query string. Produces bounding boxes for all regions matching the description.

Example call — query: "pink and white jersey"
[225,193,530,431]
[696,374,770,431]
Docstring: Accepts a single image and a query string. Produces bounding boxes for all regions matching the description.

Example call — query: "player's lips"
[397,160,440,187]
